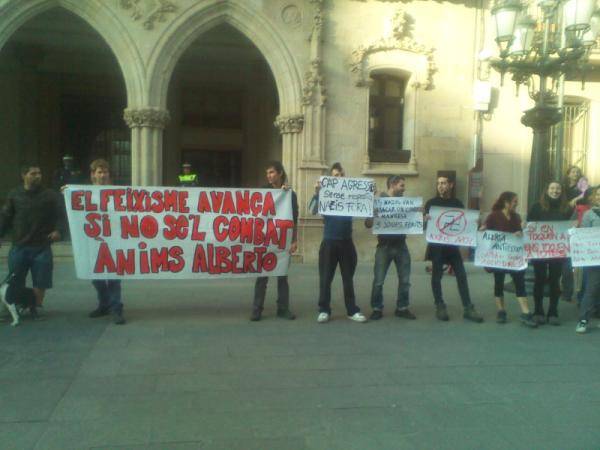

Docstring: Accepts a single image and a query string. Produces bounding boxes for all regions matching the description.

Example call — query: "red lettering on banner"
[230,245,242,273]
[235,191,250,215]
[168,246,185,272]
[243,251,256,272]
[222,192,236,214]
[250,192,262,216]
[71,191,85,211]
[253,218,265,245]
[216,246,232,272]
[117,249,136,275]
[213,216,228,242]
[192,244,208,273]
[163,215,189,240]
[101,214,112,237]
[84,213,102,238]
[262,252,276,271]
[121,216,139,239]
[210,191,224,213]
[140,216,159,239]
[263,192,276,216]
[138,242,149,274]
[197,192,211,213]
[190,215,205,241]
[94,242,116,273]
[191,244,279,275]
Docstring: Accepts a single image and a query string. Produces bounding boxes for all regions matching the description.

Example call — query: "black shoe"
[496,310,507,324]
[276,309,296,320]
[250,310,262,321]
[112,311,126,325]
[520,313,537,328]
[547,315,560,326]
[395,308,416,320]
[89,308,109,318]
[533,314,546,325]
[463,306,483,323]
[436,304,449,321]
[370,310,383,320]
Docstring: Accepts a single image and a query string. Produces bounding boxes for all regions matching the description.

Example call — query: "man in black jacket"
[424,176,483,323]
[0,164,63,314]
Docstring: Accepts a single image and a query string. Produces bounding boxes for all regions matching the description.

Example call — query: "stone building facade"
[0,0,598,261]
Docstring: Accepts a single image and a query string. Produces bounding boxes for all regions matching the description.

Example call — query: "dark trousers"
[493,270,527,297]
[370,242,411,311]
[579,267,600,321]
[92,280,122,314]
[430,247,472,308]
[561,259,574,301]
[532,260,564,317]
[318,239,360,315]
[253,276,289,312]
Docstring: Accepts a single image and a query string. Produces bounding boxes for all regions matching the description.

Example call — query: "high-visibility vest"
[178,174,198,186]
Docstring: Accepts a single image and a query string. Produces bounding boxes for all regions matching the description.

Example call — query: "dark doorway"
[182,149,242,188]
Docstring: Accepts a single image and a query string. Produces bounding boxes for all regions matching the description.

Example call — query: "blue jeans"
[8,245,53,289]
[579,267,600,321]
[92,280,122,313]
[370,242,411,311]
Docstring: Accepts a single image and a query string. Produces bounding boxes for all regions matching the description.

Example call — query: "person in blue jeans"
[309,162,367,324]
[86,159,125,325]
[364,175,416,321]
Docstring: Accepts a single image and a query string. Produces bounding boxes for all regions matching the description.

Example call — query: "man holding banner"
[251,161,298,321]
[86,159,126,325]
[365,175,417,321]
[309,163,371,323]
[424,176,483,323]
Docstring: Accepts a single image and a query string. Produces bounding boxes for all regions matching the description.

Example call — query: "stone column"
[123,107,170,186]
[274,113,304,188]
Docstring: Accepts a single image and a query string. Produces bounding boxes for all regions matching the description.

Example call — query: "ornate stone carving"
[281,4,302,28]
[274,114,305,134]
[303,0,327,106]
[123,108,171,129]
[118,0,177,30]
[350,6,437,89]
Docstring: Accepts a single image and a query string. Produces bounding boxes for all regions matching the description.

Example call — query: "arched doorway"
[163,23,280,188]
[0,7,129,201]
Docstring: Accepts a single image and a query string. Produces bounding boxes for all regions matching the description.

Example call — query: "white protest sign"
[65,186,293,279]
[373,197,423,235]
[425,206,479,247]
[523,221,571,259]
[318,176,375,217]
[569,227,600,267]
[475,230,527,270]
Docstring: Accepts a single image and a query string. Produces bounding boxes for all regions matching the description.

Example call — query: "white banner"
[64,186,294,279]
[523,221,571,259]
[475,230,527,271]
[373,197,423,235]
[425,206,479,247]
[569,227,600,267]
[317,176,375,217]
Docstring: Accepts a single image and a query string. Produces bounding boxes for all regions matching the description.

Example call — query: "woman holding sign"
[527,181,573,326]
[482,192,537,327]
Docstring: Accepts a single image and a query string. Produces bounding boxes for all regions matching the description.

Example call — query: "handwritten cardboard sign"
[318,176,375,218]
[373,197,423,235]
[569,227,600,267]
[425,206,479,247]
[475,230,527,270]
[65,186,293,279]
[523,221,571,259]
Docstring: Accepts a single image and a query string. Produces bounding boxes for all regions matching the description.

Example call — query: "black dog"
[0,273,37,326]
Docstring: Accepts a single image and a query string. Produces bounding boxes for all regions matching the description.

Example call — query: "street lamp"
[490,0,599,207]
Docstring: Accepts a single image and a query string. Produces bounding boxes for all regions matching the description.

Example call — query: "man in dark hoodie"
[0,164,63,315]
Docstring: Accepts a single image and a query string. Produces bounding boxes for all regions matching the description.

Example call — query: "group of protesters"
[0,158,599,335]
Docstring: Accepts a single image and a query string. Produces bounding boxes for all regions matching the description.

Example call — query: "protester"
[573,188,593,306]
[0,164,63,316]
[481,192,537,327]
[178,162,198,187]
[424,176,483,323]
[575,185,600,334]
[527,181,573,325]
[251,161,298,321]
[561,166,587,302]
[364,175,416,321]
[309,162,367,323]
[87,159,126,325]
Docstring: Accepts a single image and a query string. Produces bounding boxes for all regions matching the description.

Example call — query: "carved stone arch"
[0,0,145,107]
[146,0,303,115]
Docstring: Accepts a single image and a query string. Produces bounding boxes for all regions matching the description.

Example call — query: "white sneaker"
[576,320,588,334]
[317,312,330,323]
[348,312,367,323]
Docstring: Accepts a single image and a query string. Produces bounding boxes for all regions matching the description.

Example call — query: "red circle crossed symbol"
[435,209,466,236]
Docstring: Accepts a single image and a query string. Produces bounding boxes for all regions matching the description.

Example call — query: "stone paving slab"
[0,260,599,449]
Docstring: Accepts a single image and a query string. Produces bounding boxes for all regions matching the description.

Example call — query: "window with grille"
[368,73,410,163]
[549,97,590,176]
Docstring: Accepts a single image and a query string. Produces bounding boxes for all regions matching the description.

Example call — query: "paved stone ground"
[1,260,599,450]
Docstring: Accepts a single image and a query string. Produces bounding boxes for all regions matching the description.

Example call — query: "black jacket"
[0,186,64,247]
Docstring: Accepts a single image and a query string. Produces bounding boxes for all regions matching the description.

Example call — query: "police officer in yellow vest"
[178,162,198,187]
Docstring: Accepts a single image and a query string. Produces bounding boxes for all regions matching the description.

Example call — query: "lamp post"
[490,0,599,207]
